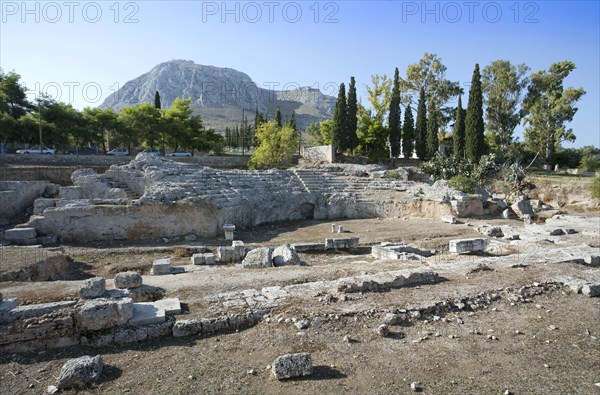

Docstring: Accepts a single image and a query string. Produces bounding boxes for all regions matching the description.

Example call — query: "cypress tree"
[389,67,401,157]
[465,64,485,161]
[275,107,282,127]
[426,97,439,158]
[289,111,297,130]
[154,91,161,109]
[415,88,428,160]
[346,76,359,152]
[402,104,415,159]
[453,95,466,159]
[332,83,347,153]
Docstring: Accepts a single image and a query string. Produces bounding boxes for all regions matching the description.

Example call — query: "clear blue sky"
[1,0,598,148]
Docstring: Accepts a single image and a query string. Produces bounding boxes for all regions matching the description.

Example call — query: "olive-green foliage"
[249,121,300,169]
[420,152,501,183]
[448,175,478,194]
[579,155,600,172]
[591,177,600,200]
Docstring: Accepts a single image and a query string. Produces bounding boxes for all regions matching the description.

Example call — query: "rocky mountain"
[99,60,336,131]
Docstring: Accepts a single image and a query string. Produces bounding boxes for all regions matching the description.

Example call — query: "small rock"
[47,385,58,394]
[56,355,103,389]
[79,277,106,299]
[114,271,143,289]
[295,319,310,330]
[377,324,390,337]
[343,335,352,343]
[247,369,256,375]
[548,325,557,331]
[543,363,550,368]
[271,353,313,380]
[383,313,401,325]
[410,381,421,391]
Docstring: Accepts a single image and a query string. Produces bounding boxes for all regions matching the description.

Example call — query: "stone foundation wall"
[0,181,54,225]
[301,145,334,163]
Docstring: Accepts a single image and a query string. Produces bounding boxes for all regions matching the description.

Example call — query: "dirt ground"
[1,216,600,394]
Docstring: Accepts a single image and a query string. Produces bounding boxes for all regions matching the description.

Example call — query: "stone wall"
[0,181,54,225]
[301,145,334,163]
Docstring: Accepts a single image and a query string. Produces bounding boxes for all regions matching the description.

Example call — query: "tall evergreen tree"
[389,67,401,157]
[275,106,282,127]
[465,64,485,161]
[154,91,161,109]
[346,76,359,152]
[415,88,428,160]
[402,104,415,159]
[426,97,439,158]
[289,111,296,130]
[453,95,466,158]
[332,83,347,153]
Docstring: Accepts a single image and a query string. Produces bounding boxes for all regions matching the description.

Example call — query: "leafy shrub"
[421,152,501,182]
[448,175,478,194]
[384,171,400,180]
[579,155,600,172]
[591,176,600,200]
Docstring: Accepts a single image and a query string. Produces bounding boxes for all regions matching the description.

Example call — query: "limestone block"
[233,240,247,261]
[272,244,302,266]
[114,271,143,289]
[582,284,600,297]
[128,303,166,326]
[242,247,273,269]
[511,198,534,219]
[449,238,487,254]
[223,224,235,240]
[33,198,56,214]
[441,215,457,224]
[216,246,236,263]
[152,258,171,275]
[80,277,106,299]
[584,255,600,266]
[56,355,103,389]
[75,298,133,331]
[5,227,37,242]
[59,186,82,200]
[325,237,359,250]
[271,352,313,380]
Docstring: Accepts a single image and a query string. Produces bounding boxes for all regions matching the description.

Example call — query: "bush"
[420,152,501,182]
[591,177,600,200]
[580,155,600,172]
[384,171,400,180]
[448,175,478,194]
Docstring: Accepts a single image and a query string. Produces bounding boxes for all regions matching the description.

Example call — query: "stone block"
[5,227,37,242]
[154,298,181,315]
[114,271,143,289]
[216,246,236,263]
[57,355,103,389]
[324,237,359,250]
[75,298,133,331]
[173,319,203,337]
[152,258,171,275]
[511,198,534,219]
[449,238,487,254]
[10,301,76,319]
[501,209,510,219]
[441,215,457,224]
[223,224,235,240]
[33,198,56,214]
[292,242,325,252]
[80,277,106,299]
[271,352,313,380]
[233,240,247,261]
[581,284,600,297]
[273,244,302,266]
[584,255,600,266]
[128,303,166,326]
[58,186,82,200]
[242,247,273,269]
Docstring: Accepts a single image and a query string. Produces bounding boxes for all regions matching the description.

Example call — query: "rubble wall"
[0,181,53,225]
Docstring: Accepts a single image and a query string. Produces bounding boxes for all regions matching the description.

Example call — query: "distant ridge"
[99,60,336,131]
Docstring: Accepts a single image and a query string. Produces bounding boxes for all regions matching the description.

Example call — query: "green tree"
[482,60,530,150]
[426,96,439,158]
[465,64,485,161]
[356,104,389,161]
[452,95,466,159]
[154,91,161,109]
[275,106,282,127]
[366,74,392,123]
[249,121,300,169]
[402,104,415,159]
[389,67,402,157]
[306,120,333,146]
[522,61,586,161]
[0,70,31,119]
[82,107,119,153]
[346,76,359,151]
[35,96,84,149]
[332,83,348,153]
[162,98,196,150]
[415,88,428,159]
[289,111,296,131]
[400,53,461,128]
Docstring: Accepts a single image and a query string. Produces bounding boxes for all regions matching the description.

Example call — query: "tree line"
[0,73,223,154]
[306,53,586,165]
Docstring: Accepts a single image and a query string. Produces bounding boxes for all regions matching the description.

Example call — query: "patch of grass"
[383,171,400,180]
